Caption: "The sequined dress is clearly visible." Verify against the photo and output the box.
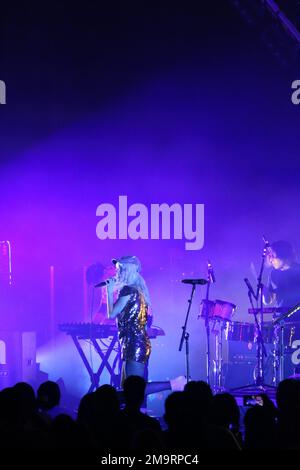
[117,285,151,364]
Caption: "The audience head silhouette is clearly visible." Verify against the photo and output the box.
[37,381,61,410]
[123,375,146,409]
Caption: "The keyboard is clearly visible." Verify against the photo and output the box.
[59,322,165,339]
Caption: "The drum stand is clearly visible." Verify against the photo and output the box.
[271,320,285,385]
[203,263,219,388]
[212,319,227,393]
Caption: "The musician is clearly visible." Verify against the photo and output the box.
[92,264,118,324]
[106,255,151,384]
[106,255,186,393]
[263,240,300,326]
[263,240,300,378]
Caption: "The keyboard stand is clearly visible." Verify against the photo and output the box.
[70,332,122,392]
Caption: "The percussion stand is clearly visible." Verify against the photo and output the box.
[214,318,227,393]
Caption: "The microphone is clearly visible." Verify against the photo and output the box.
[263,235,272,249]
[244,277,257,300]
[263,235,270,246]
[262,235,273,257]
[207,260,216,283]
[94,278,116,288]
[181,279,208,285]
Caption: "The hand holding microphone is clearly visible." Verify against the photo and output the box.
[94,277,117,288]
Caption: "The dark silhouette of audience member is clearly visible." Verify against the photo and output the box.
[0,387,20,447]
[244,395,278,450]
[37,380,65,420]
[184,381,241,450]
[276,378,300,449]
[184,380,213,427]
[76,392,99,448]
[211,393,242,446]
[13,382,37,426]
[92,385,120,449]
[77,392,95,427]
[0,383,49,449]
[163,383,241,450]
[77,386,121,450]
[163,391,191,450]
[1,376,300,450]
[116,376,162,450]
[50,413,89,450]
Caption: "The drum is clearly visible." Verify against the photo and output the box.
[228,322,274,344]
[227,321,255,342]
[199,300,215,320]
[199,299,236,322]
[213,300,236,321]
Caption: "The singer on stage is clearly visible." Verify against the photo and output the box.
[106,255,151,385]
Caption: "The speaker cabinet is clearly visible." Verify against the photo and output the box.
[0,331,36,389]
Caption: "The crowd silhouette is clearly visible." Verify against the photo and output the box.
[0,376,299,451]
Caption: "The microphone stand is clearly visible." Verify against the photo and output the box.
[230,241,276,395]
[179,283,197,383]
[247,286,267,382]
[204,274,212,387]
[254,243,268,386]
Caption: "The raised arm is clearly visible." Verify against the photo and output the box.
[106,279,130,319]
[263,274,277,305]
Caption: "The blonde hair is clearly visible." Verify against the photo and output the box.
[116,262,151,306]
